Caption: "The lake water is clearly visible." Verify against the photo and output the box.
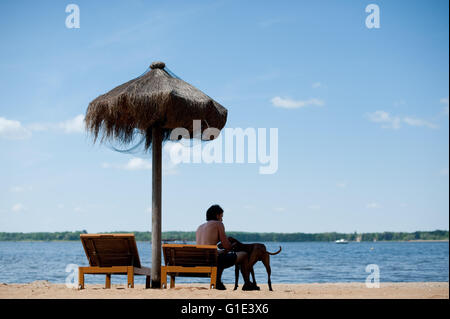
[0,241,448,285]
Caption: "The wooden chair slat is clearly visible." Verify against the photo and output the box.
[78,234,150,289]
[161,244,218,289]
[81,234,141,268]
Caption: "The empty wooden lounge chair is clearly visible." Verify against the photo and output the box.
[161,244,218,289]
[78,234,151,289]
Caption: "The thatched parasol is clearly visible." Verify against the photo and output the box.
[85,61,227,288]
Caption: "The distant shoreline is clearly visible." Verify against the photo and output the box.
[0,230,448,242]
[0,239,448,243]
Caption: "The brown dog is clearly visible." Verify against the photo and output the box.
[228,237,282,291]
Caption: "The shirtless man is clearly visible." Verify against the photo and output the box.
[196,204,254,290]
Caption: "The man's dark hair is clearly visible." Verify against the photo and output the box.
[206,204,224,221]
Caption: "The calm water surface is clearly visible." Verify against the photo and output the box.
[0,241,447,285]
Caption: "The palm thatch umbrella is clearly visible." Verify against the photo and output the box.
[85,61,227,288]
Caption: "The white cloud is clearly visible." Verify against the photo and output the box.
[440,168,449,176]
[102,148,179,175]
[10,186,33,192]
[308,205,321,210]
[29,114,85,134]
[27,123,50,132]
[312,82,322,89]
[124,158,152,170]
[101,162,114,169]
[403,117,438,129]
[57,114,85,133]
[1,114,85,140]
[0,117,32,139]
[367,111,438,129]
[271,96,324,109]
[274,207,286,212]
[336,181,347,188]
[12,203,25,213]
[366,202,380,209]
[102,157,152,170]
[366,111,401,129]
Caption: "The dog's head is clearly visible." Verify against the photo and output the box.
[228,236,245,251]
[217,237,241,250]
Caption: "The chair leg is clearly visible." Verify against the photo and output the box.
[170,275,175,288]
[161,267,167,288]
[105,274,111,289]
[210,267,217,289]
[78,268,84,290]
[127,266,134,288]
[145,275,151,289]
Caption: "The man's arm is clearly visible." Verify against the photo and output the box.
[195,228,200,245]
[217,222,232,251]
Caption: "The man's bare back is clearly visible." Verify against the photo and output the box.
[196,220,231,250]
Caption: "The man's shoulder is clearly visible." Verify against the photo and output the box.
[197,221,222,229]
[197,221,224,232]
[208,220,224,227]
[201,220,223,225]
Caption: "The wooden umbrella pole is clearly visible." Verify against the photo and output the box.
[151,126,162,288]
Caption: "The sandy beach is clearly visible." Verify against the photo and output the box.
[0,281,447,299]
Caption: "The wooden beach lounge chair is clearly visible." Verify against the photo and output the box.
[78,234,151,289]
[161,244,218,289]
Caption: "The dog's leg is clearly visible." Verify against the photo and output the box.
[246,253,260,290]
[234,265,239,290]
[240,253,260,291]
[262,254,273,291]
[251,267,256,285]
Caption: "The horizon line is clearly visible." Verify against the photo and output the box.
[1,229,448,234]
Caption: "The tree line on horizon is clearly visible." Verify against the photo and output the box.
[0,230,448,242]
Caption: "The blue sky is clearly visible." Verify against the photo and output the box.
[0,0,448,233]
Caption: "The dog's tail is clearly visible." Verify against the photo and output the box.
[268,246,282,255]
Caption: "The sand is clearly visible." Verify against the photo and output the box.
[0,281,447,299]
